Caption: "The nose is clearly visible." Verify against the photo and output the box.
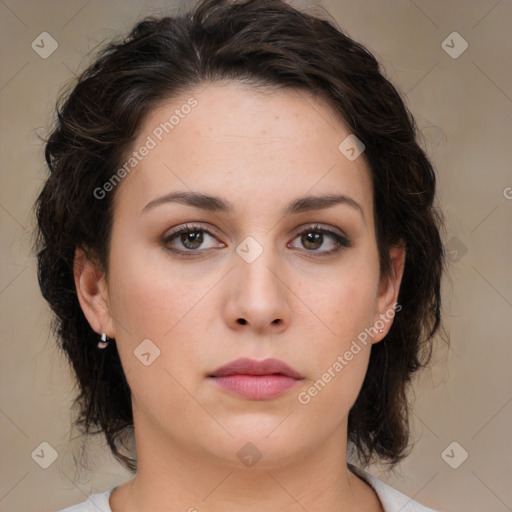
[222,245,292,334]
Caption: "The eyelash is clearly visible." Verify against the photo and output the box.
[163,223,352,257]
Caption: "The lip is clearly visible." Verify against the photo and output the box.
[209,357,303,379]
[208,357,304,400]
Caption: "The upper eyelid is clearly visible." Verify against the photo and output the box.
[290,223,346,238]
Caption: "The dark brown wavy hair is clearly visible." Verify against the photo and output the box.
[34,0,448,473]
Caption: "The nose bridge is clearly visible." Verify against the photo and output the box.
[235,235,282,296]
[230,234,291,327]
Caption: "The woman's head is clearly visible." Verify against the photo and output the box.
[35,0,447,472]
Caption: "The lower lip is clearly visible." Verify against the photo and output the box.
[209,375,301,400]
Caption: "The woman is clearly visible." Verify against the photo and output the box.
[35,0,447,510]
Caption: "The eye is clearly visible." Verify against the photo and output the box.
[163,224,225,254]
[163,223,352,257]
[288,224,352,255]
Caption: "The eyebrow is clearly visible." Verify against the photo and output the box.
[142,191,365,223]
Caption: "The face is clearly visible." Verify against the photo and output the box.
[76,81,404,469]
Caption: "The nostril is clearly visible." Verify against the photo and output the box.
[237,318,247,325]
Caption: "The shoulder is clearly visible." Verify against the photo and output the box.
[349,464,439,512]
[56,488,114,512]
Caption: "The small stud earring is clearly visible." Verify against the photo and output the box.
[379,329,384,333]
[98,332,111,349]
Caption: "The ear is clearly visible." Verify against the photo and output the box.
[371,243,406,344]
[73,247,115,338]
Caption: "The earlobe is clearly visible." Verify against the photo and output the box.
[73,247,115,338]
[372,244,406,343]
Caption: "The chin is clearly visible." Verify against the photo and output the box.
[195,419,313,469]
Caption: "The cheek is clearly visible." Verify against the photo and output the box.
[109,257,170,339]
[106,242,214,384]
[297,274,376,414]
[300,259,379,402]
[106,253,200,415]
[316,258,379,344]
[108,236,198,340]
[331,283,376,339]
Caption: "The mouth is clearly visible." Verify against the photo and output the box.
[208,357,304,400]
[208,357,303,379]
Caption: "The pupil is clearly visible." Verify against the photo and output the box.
[304,232,322,249]
[182,231,203,249]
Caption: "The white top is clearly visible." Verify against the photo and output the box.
[57,466,438,512]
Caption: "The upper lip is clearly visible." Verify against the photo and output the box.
[209,357,303,379]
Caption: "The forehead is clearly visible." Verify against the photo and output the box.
[113,81,373,223]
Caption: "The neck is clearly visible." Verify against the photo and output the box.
[109,414,382,512]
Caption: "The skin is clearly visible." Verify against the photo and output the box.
[75,81,405,512]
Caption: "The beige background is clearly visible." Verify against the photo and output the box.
[1,0,511,511]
